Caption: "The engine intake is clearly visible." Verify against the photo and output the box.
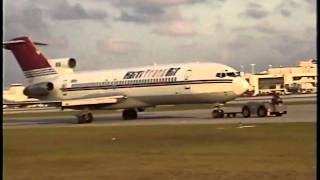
[68,58,76,68]
[23,82,54,98]
[49,58,77,69]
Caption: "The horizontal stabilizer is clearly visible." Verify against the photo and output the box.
[3,40,26,45]
[34,42,48,46]
[3,40,26,49]
[3,40,47,49]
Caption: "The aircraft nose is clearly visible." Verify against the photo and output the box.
[234,77,249,95]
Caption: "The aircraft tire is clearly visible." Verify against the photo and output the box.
[77,113,94,124]
[86,113,94,123]
[122,109,138,120]
[77,115,86,124]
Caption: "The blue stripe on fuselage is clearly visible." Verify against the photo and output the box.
[61,79,233,92]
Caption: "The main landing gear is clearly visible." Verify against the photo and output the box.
[74,108,139,123]
[76,109,94,124]
[122,108,138,120]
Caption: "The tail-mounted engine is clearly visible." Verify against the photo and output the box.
[23,82,54,98]
[49,58,77,74]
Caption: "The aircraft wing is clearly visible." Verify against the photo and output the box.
[3,100,60,106]
[4,94,126,109]
[61,95,126,108]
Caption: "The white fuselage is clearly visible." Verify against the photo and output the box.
[43,62,249,109]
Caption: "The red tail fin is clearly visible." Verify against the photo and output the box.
[3,36,57,78]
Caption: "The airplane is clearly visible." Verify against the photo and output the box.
[3,36,249,123]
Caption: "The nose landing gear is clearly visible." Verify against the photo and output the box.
[211,104,225,118]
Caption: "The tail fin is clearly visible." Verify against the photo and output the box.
[3,36,57,79]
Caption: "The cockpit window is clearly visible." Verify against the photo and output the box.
[217,72,240,78]
[226,72,237,77]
